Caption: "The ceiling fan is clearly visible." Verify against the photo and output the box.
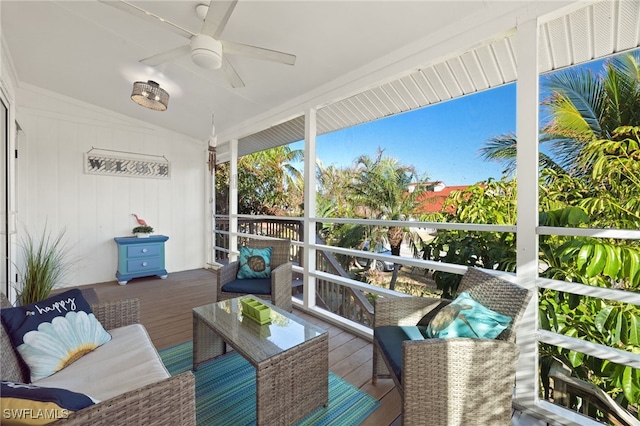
[100,0,296,88]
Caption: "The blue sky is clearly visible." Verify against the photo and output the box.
[313,83,517,185]
[289,54,619,186]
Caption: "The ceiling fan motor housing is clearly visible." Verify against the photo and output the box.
[190,34,223,70]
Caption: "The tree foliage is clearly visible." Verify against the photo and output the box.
[428,51,640,418]
[317,149,430,288]
[216,145,303,215]
[479,51,640,178]
[422,174,640,413]
[539,293,640,411]
[421,178,517,297]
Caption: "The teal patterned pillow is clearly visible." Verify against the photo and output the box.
[237,246,272,279]
[426,292,512,339]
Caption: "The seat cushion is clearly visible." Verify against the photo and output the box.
[374,325,426,384]
[34,324,169,402]
[221,278,272,295]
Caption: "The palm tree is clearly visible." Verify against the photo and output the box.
[216,145,303,215]
[480,132,565,176]
[242,146,304,214]
[316,161,368,269]
[479,50,640,175]
[316,161,359,220]
[350,149,428,289]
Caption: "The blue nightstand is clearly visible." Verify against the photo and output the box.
[114,235,169,285]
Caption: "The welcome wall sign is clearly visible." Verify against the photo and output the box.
[83,151,170,179]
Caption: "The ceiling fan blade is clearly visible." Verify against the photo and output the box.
[201,0,238,39]
[222,40,296,65]
[221,57,245,88]
[99,0,194,39]
[140,45,191,67]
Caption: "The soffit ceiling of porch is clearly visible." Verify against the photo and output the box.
[225,0,639,162]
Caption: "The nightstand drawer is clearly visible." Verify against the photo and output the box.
[127,257,161,272]
[127,245,161,258]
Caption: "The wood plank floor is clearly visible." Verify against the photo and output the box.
[80,268,400,425]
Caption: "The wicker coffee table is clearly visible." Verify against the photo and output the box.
[193,296,328,425]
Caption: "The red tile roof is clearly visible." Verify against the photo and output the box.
[415,185,470,214]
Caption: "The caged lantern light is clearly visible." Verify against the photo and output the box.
[131,80,169,111]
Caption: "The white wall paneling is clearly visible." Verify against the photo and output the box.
[15,84,206,287]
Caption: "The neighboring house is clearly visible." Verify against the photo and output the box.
[413,182,471,215]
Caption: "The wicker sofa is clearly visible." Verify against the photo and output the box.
[1,294,195,425]
[216,236,293,312]
[372,267,532,425]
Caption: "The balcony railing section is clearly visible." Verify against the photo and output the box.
[214,216,374,327]
[214,217,302,266]
[314,236,374,327]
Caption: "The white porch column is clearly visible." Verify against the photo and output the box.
[515,16,540,405]
[229,139,239,262]
[206,145,214,266]
[303,108,317,308]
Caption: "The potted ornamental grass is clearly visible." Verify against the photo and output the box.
[16,226,72,305]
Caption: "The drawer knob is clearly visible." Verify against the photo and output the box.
[142,248,148,253]
[142,262,148,267]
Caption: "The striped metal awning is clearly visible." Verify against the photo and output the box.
[223,0,640,160]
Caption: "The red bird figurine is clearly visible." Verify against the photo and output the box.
[132,214,148,226]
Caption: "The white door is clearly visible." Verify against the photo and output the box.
[1,97,7,296]
[1,93,18,301]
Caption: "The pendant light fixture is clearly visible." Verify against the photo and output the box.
[131,80,169,111]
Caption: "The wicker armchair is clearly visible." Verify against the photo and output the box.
[216,237,293,312]
[1,294,196,425]
[372,267,532,425]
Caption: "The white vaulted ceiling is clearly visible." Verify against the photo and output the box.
[2,1,639,162]
[1,0,505,141]
[228,0,639,161]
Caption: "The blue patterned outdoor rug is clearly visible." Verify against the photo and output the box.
[159,341,379,426]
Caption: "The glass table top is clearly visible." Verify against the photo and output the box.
[193,296,327,363]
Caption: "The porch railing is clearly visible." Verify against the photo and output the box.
[214,217,374,327]
[214,218,303,266]
[314,235,374,326]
